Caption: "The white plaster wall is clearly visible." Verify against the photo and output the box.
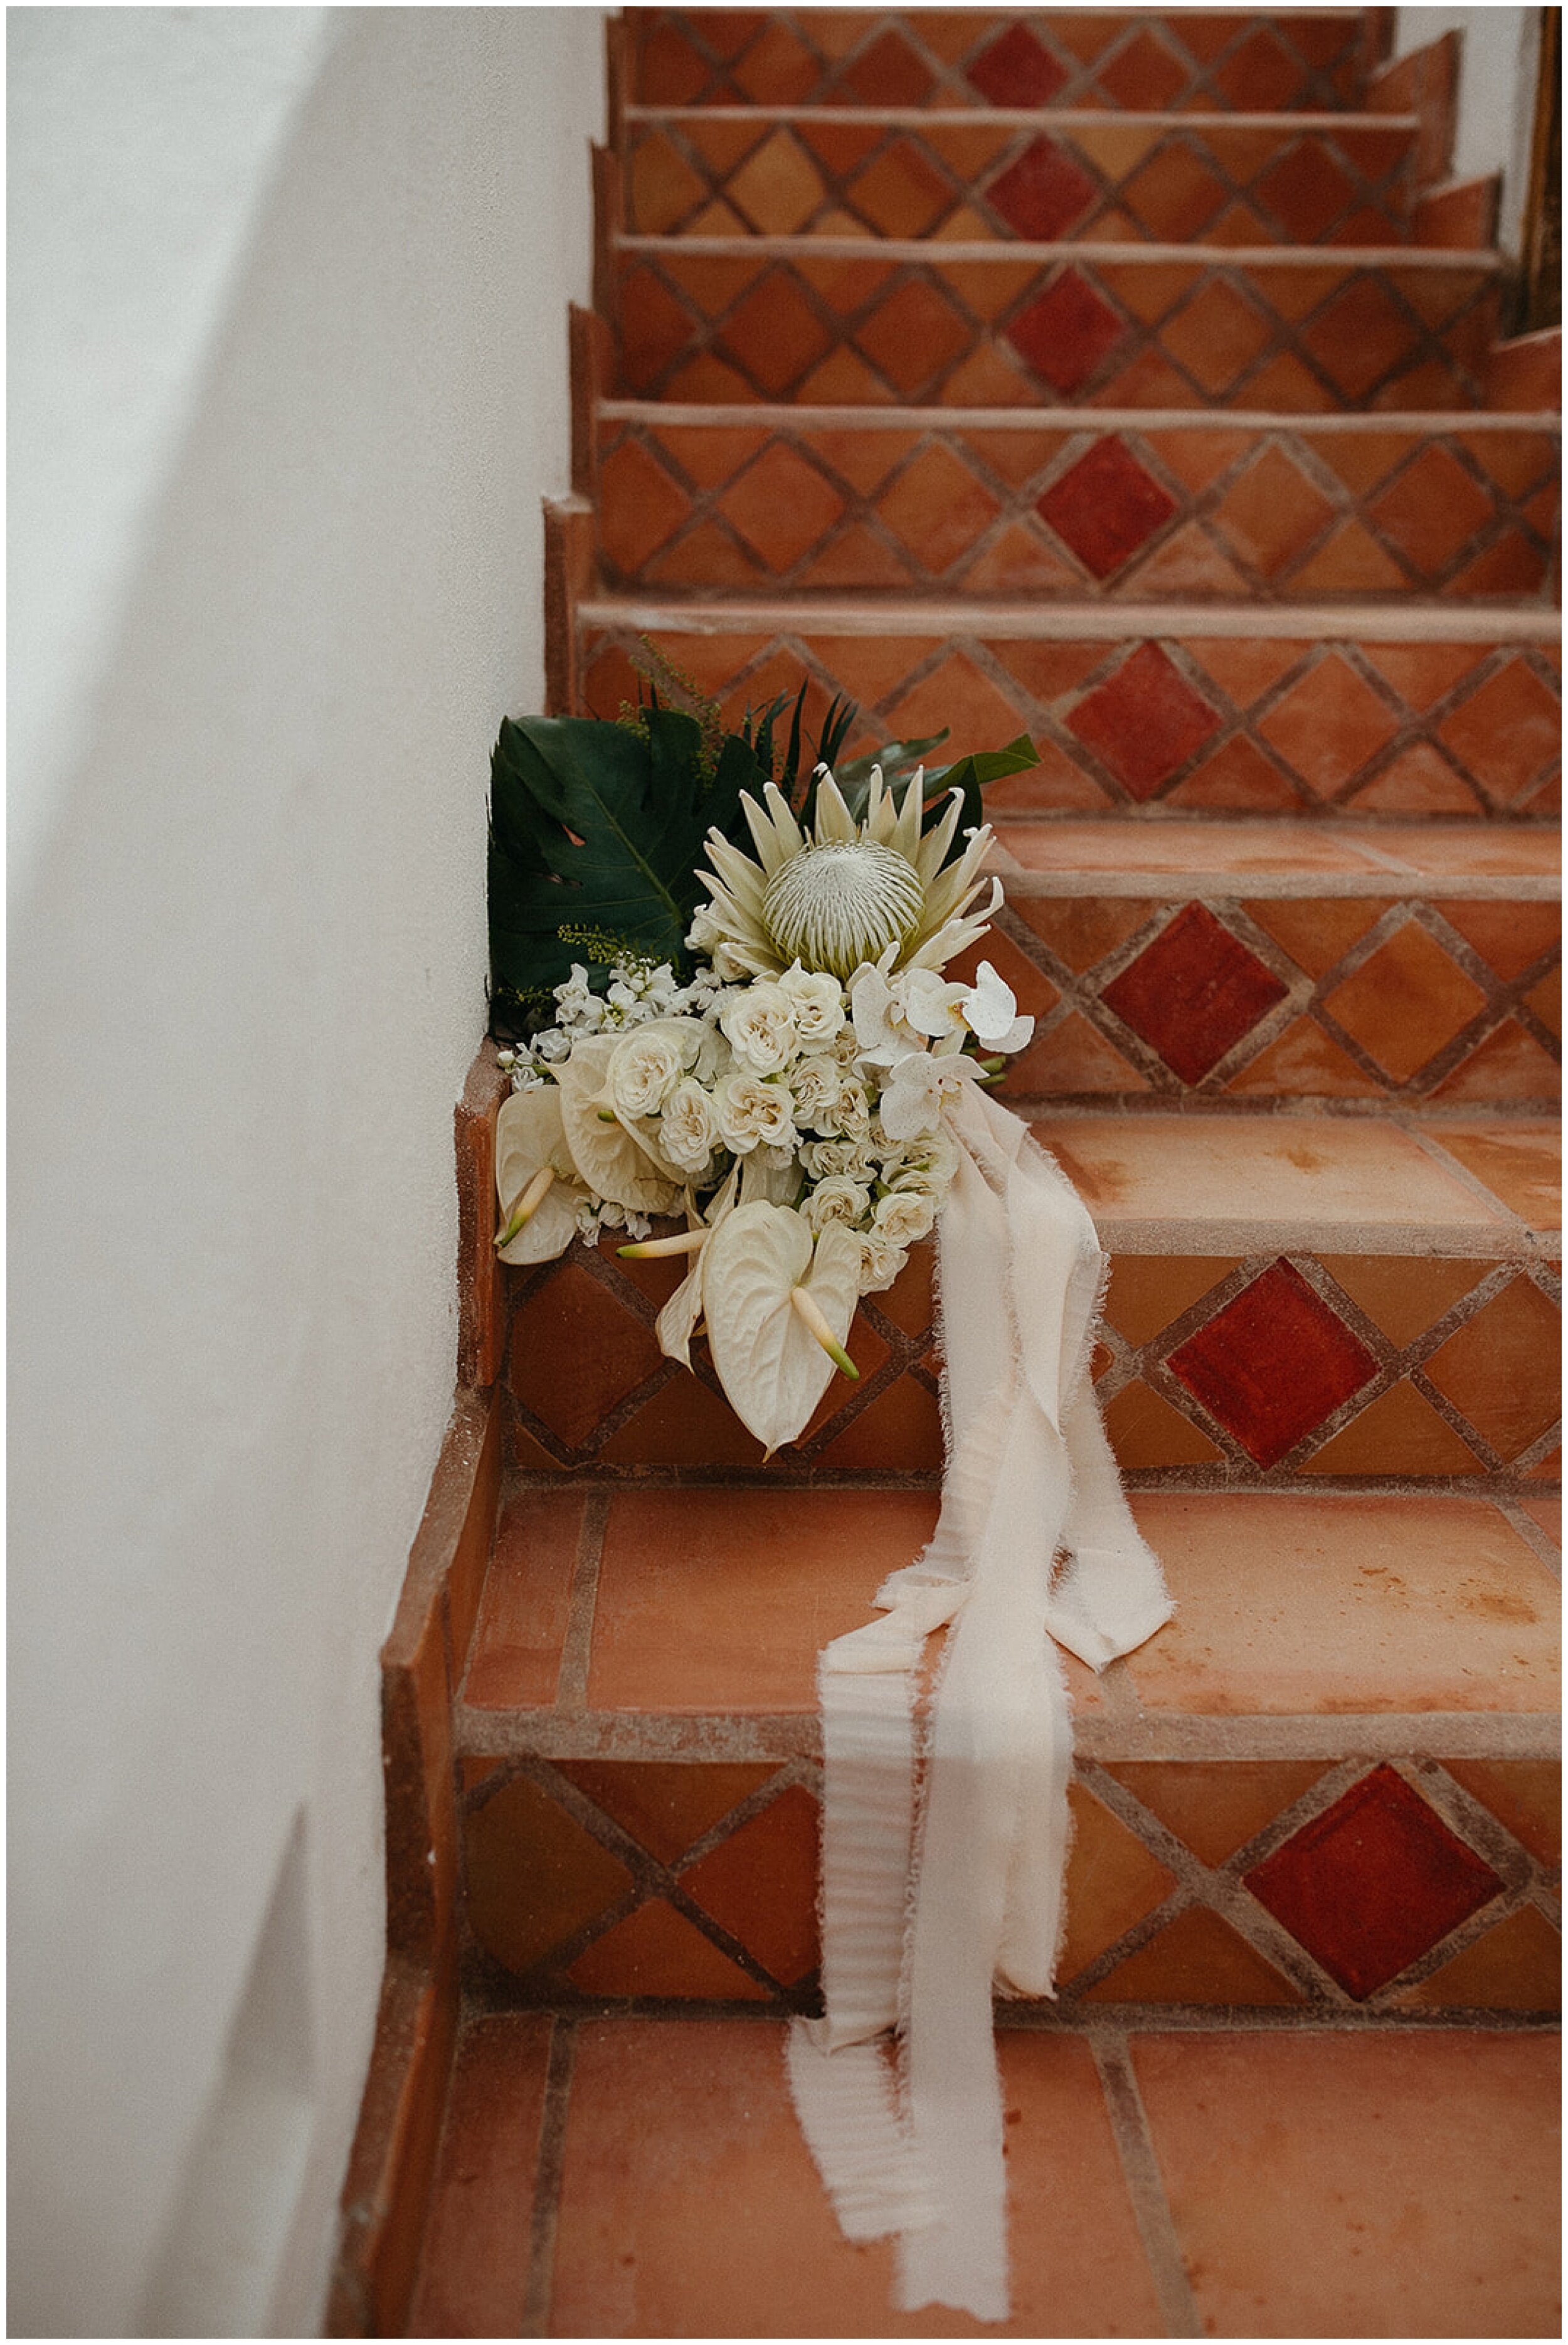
[1395,6,1542,250]
[9,8,604,2334]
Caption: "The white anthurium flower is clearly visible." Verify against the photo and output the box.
[691,769,999,983]
[649,1163,740,1370]
[493,1086,585,1264]
[960,960,1034,1054]
[702,1202,862,1454]
[879,1045,987,1141]
[551,1033,684,1217]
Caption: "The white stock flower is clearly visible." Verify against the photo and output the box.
[961,961,1034,1054]
[720,980,798,1074]
[554,965,606,1032]
[659,1076,722,1176]
[803,1175,871,1233]
[714,1071,796,1154]
[873,1187,936,1247]
[533,1027,571,1063]
[607,1020,701,1120]
[777,962,845,1047]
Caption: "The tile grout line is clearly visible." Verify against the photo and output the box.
[554,1490,611,1712]
[520,2014,577,2339]
[1092,2035,1203,2339]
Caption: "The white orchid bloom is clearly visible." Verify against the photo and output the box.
[901,966,972,1040]
[879,1046,987,1141]
[960,961,1034,1054]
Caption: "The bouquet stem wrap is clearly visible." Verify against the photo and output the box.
[787,1086,1173,2321]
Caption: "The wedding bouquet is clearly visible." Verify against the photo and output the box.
[487,654,1037,1451]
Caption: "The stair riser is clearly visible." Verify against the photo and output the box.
[578,625,1561,818]
[617,246,1500,409]
[503,1231,1559,1485]
[632,11,1379,114]
[596,415,1558,600]
[626,113,1419,245]
[967,891,1560,1107]
[457,1745,1558,2014]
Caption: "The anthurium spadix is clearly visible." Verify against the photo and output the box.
[494,1088,585,1264]
[702,1202,862,1453]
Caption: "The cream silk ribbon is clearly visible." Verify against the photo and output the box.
[787,1085,1173,2322]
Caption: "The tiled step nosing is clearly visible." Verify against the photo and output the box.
[625,105,1425,132]
[600,400,1560,433]
[983,829,1562,901]
[453,1702,1559,1767]
[620,233,1503,270]
[578,593,1564,643]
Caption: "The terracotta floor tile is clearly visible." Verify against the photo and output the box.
[1133,2032,1560,2338]
[1396,1903,1560,2010]
[408,2013,551,2338]
[1058,1779,1175,1980]
[1167,1259,1377,1468]
[1104,1758,1330,1866]
[465,1488,584,1709]
[568,1898,772,2001]
[465,1774,632,1976]
[1084,1906,1303,2004]
[1123,1493,1560,1717]
[1423,1273,1561,1459]
[549,2019,1163,2337]
[556,1760,775,1868]
[679,1782,822,1984]
[1423,1123,1560,1231]
[1029,1113,1515,1243]
[1322,919,1489,1086]
[588,1488,938,1713]
[1442,1756,1561,1863]
[1363,824,1560,877]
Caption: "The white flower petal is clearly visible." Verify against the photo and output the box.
[494,1087,581,1264]
[552,1035,684,1215]
[703,1204,859,1452]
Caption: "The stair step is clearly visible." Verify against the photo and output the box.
[575,605,1560,817]
[596,405,1558,599]
[500,1111,1557,1483]
[625,107,1421,245]
[409,2008,1557,2337]
[617,238,1501,409]
[630,11,1381,116]
[453,1483,1558,2008]
[968,820,1560,1107]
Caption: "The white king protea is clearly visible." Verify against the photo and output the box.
[691,766,1000,984]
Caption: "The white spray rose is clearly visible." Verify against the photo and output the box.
[608,1021,701,1119]
[659,1076,722,1176]
[804,1175,871,1233]
[720,981,798,1074]
[790,1054,847,1134]
[873,1187,936,1247]
[856,1232,909,1294]
[778,963,845,1049]
[714,1072,796,1154]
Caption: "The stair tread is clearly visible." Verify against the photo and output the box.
[408,2012,1559,2341]
[458,1484,1559,1752]
[601,398,1560,425]
[621,232,1499,263]
[627,105,1424,128]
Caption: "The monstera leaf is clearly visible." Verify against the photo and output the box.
[488,707,765,1025]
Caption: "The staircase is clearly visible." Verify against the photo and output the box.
[331,13,1560,2336]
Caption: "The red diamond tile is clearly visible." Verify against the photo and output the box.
[1008,268,1128,397]
[1067,642,1221,800]
[1101,903,1289,1082]
[1167,1260,1377,1468]
[968,23,1067,106]
[986,137,1098,240]
[1246,1765,1502,1999]
[1038,437,1177,578]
